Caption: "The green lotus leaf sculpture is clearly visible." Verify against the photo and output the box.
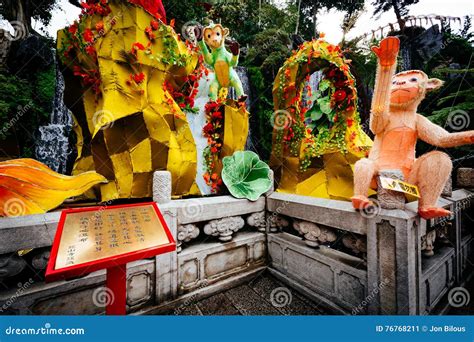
[221,151,272,201]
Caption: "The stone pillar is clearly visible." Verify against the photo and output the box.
[153,171,172,204]
[366,217,419,315]
[265,169,275,197]
[377,169,406,209]
[155,206,178,304]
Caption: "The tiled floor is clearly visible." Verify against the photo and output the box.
[161,271,327,315]
[159,270,474,315]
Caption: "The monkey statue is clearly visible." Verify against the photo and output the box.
[195,23,247,102]
[351,36,474,219]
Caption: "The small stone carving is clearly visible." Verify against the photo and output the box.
[342,234,367,260]
[203,216,245,242]
[268,214,289,233]
[0,253,27,280]
[31,249,50,270]
[246,212,266,232]
[177,224,200,252]
[293,220,337,248]
[421,229,436,257]
[377,170,406,209]
[153,171,172,204]
[435,223,451,245]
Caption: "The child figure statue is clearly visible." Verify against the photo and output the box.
[351,36,474,219]
[195,23,247,102]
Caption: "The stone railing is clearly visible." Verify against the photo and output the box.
[0,168,472,315]
[0,172,268,315]
[266,189,473,315]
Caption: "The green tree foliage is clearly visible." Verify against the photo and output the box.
[1,0,60,29]
[0,66,55,157]
[372,0,420,27]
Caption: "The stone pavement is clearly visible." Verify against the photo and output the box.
[159,271,328,315]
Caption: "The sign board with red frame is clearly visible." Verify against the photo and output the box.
[45,202,175,314]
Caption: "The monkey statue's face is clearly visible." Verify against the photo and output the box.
[203,24,229,50]
[389,70,443,110]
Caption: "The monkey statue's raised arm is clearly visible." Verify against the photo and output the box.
[351,36,474,219]
[195,23,247,102]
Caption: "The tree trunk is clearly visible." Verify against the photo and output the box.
[3,0,30,31]
[313,7,318,38]
[391,0,405,30]
[295,0,302,34]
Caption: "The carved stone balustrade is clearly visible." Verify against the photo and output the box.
[203,216,245,242]
[421,229,436,257]
[293,220,337,248]
[176,224,200,252]
[246,211,266,232]
[342,233,367,261]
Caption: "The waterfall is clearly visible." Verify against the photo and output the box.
[228,66,252,107]
[35,57,73,174]
[185,72,214,195]
[228,66,254,151]
[186,66,254,195]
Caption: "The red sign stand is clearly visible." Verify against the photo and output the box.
[106,264,127,315]
[45,202,175,315]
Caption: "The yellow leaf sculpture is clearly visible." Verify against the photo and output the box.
[0,159,107,217]
[58,2,197,201]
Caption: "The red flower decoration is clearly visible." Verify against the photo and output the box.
[83,28,94,43]
[132,72,145,84]
[68,23,78,35]
[150,20,159,30]
[334,89,346,102]
[131,42,145,55]
[95,21,104,32]
[85,45,96,56]
[145,27,156,41]
[212,111,223,119]
[203,123,214,134]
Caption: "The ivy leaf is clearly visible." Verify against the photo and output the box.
[308,107,323,121]
[317,96,332,114]
[319,79,331,92]
[221,151,272,201]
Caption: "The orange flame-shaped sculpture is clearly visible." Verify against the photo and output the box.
[0,159,107,217]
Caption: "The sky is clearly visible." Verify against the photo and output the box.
[2,0,474,44]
